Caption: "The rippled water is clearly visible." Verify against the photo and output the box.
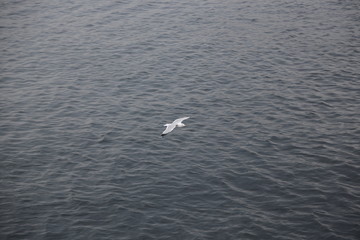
[1,0,359,239]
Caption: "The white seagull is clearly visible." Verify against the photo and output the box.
[161,117,190,136]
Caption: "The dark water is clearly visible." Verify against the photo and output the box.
[1,0,359,239]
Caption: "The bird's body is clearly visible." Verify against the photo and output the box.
[161,117,190,136]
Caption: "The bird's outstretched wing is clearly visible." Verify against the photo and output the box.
[173,117,190,124]
[161,124,176,136]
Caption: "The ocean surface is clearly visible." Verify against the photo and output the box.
[1,0,359,239]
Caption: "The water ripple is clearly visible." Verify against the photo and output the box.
[1,0,360,239]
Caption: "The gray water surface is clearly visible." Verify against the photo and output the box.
[1,0,359,239]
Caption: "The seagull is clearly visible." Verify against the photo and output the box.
[161,117,190,136]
